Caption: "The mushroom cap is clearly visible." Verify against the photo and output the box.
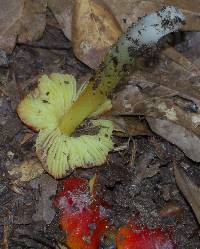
[17,73,77,131]
[17,73,114,178]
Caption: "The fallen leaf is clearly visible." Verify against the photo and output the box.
[111,36,200,161]
[165,0,200,13]
[47,0,200,54]
[105,0,200,32]
[72,0,122,69]
[104,0,160,32]
[47,0,158,44]
[0,0,47,53]
[47,0,74,40]
[31,174,58,224]
[174,163,200,224]
[162,47,192,70]
[147,117,200,162]
[132,152,159,185]
[8,158,44,186]
[111,116,151,137]
[48,0,199,69]
[181,10,200,32]
[17,0,47,44]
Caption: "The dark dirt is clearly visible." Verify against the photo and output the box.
[0,22,199,249]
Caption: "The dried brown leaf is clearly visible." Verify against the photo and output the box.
[8,159,44,186]
[112,116,151,137]
[174,163,200,223]
[147,117,200,162]
[0,0,47,53]
[104,0,160,31]
[31,174,58,224]
[133,152,159,184]
[181,10,200,32]
[162,47,192,70]
[47,0,74,40]
[106,0,200,32]
[47,0,200,54]
[112,36,200,161]
[72,0,122,69]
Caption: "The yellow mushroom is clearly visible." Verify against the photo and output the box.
[17,7,184,178]
[18,73,113,178]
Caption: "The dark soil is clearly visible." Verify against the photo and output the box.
[0,24,199,249]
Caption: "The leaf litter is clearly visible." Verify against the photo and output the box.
[0,1,200,248]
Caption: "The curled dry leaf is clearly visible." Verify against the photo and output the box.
[174,163,200,224]
[8,159,44,186]
[0,0,47,53]
[72,0,122,69]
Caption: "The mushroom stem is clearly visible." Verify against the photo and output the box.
[59,6,185,135]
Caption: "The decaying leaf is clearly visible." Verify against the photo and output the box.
[30,174,58,224]
[181,10,200,32]
[47,0,74,40]
[132,152,160,185]
[174,163,200,224]
[147,117,200,162]
[0,0,23,53]
[104,0,200,32]
[111,32,200,162]
[47,0,199,68]
[104,0,160,32]
[111,116,151,137]
[48,0,200,55]
[8,159,44,186]
[72,0,122,69]
[162,47,192,70]
[0,0,47,53]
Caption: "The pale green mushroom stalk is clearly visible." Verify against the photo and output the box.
[17,6,185,178]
